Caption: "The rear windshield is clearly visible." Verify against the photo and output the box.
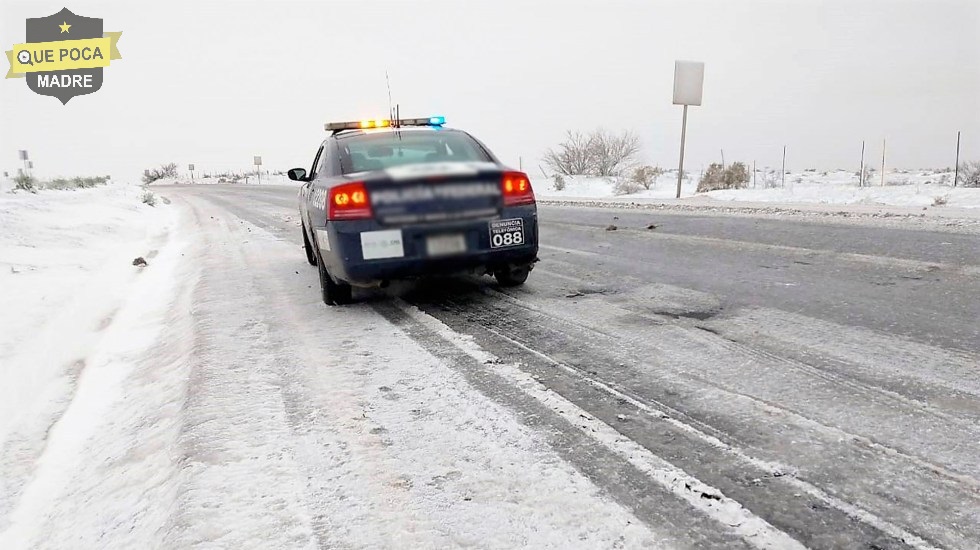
[338,130,491,174]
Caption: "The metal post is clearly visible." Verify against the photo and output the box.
[860,140,865,187]
[781,146,786,188]
[676,104,688,199]
[954,131,960,187]
[753,160,756,188]
[880,138,886,186]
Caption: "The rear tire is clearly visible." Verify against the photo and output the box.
[302,223,317,266]
[494,264,531,287]
[317,252,353,305]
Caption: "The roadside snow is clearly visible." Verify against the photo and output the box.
[533,170,980,209]
[1,182,666,549]
[0,184,185,546]
[146,174,300,186]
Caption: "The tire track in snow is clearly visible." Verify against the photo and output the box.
[399,279,965,549]
[373,301,804,550]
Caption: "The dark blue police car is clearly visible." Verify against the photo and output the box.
[292,116,538,305]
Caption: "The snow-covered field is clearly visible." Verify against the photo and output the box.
[146,174,300,186]
[533,169,980,209]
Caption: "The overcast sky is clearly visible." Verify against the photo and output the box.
[1,0,978,181]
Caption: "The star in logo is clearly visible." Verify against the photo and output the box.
[59,21,71,33]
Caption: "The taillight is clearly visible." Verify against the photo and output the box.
[501,171,535,206]
[328,182,372,220]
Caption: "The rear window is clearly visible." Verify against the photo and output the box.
[338,131,491,174]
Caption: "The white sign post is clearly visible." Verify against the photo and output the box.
[672,61,704,199]
[253,156,262,185]
[18,150,30,177]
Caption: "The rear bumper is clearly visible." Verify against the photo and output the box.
[315,206,538,285]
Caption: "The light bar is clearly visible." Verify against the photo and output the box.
[325,116,446,132]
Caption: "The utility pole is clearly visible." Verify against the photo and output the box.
[781,146,786,188]
[753,160,756,188]
[720,149,725,169]
[859,140,865,187]
[954,131,961,187]
[880,138,886,186]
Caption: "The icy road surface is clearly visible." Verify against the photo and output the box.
[3,183,979,549]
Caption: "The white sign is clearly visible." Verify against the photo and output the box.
[360,229,404,260]
[18,150,29,161]
[253,156,262,166]
[673,61,704,106]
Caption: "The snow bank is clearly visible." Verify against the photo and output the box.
[147,174,300,186]
[0,183,184,545]
[533,170,980,209]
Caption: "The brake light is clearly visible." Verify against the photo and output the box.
[501,171,535,206]
[328,182,372,220]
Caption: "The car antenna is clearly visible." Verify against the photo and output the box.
[385,69,394,126]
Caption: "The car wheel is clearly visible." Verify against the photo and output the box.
[316,251,353,305]
[494,264,531,287]
[302,223,317,266]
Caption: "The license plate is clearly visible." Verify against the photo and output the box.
[426,233,467,256]
[489,218,525,248]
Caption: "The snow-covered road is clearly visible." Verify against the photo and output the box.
[2,184,978,549]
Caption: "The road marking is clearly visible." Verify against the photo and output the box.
[539,243,600,257]
[395,300,808,550]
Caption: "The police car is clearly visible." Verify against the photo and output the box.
[293,116,538,305]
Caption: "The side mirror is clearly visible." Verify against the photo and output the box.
[287,168,308,181]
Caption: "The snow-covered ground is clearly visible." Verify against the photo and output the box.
[146,174,300,186]
[533,169,980,209]
[0,183,662,548]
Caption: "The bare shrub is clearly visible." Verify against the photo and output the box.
[697,162,749,193]
[543,129,640,177]
[141,190,157,206]
[932,195,948,206]
[759,169,780,188]
[142,163,178,184]
[543,131,594,176]
[857,164,874,187]
[591,129,640,177]
[13,173,37,192]
[551,173,566,191]
[631,165,665,190]
[614,177,642,195]
[957,161,980,188]
[725,162,750,188]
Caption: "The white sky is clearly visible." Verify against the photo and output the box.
[1,0,978,181]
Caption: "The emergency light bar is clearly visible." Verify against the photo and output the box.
[325,116,446,132]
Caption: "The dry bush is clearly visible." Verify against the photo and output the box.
[759,169,780,188]
[142,163,178,184]
[551,173,566,191]
[697,162,750,193]
[13,173,37,192]
[543,129,640,177]
[631,165,665,190]
[614,177,643,195]
[957,161,980,188]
